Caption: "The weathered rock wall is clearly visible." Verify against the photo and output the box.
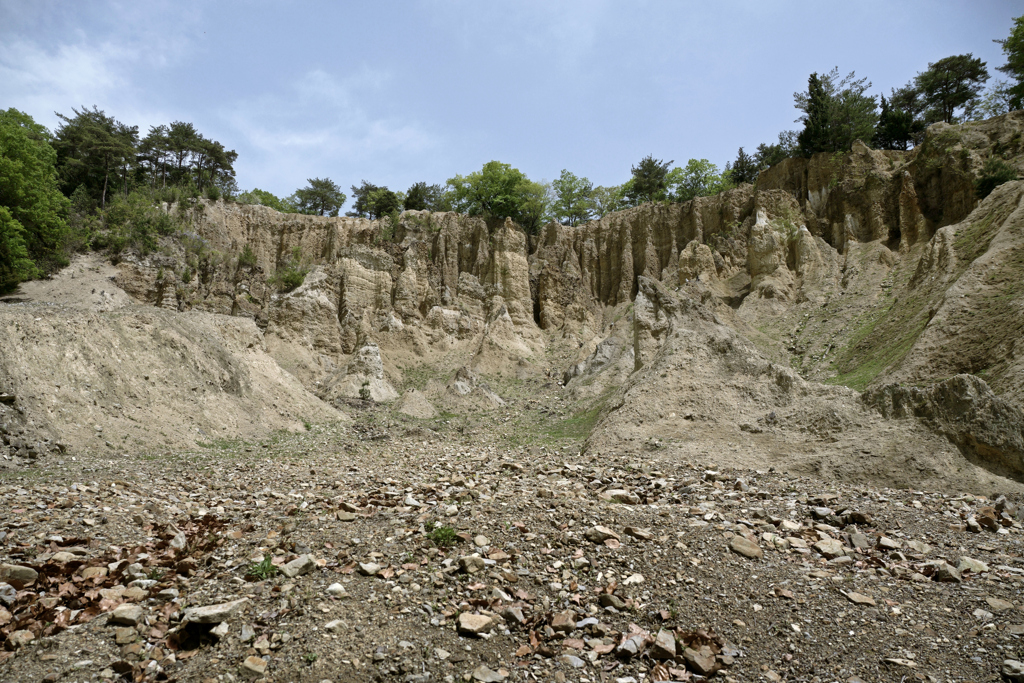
[107,114,1024,416]
[865,375,1024,481]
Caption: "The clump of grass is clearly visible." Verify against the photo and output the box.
[425,522,457,547]
[246,555,278,581]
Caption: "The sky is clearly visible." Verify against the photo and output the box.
[1,1,1019,202]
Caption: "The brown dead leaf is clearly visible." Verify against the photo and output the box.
[650,663,672,682]
[77,607,100,623]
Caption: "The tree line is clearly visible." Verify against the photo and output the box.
[258,18,1023,232]
[2,16,1023,293]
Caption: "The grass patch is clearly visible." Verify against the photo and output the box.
[246,555,278,581]
[197,437,246,451]
[828,264,931,392]
[954,213,998,265]
[829,316,928,391]
[425,523,457,547]
[400,365,442,391]
[543,394,611,441]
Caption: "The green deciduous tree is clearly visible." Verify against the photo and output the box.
[0,108,72,290]
[551,169,594,226]
[590,185,626,218]
[969,81,1015,120]
[914,54,989,124]
[365,187,402,219]
[446,161,550,232]
[347,180,380,217]
[237,188,298,213]
[0,207,35,292]
[996,15,1024,110]
[625,155,673,205]
[669,159,735,202]
[517,180,553,234]
[795,68,878,156]
[292,177,346,216]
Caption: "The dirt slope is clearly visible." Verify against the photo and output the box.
[0,256,342,460]
[575,277,1024,496]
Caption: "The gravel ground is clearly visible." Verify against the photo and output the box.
[2,390,1024,683]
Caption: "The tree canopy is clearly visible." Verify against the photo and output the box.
[53,109,237,209]
[365,187,402,219]
[996,15,1024,110]
[446,161,551,233]
[873,94,924,150]
[753,131,798,171]
[795,68,878,156]
[237,188,298,213]
[669,159,734,202]
[292,177,346,216]
[914,54,989,124]
[625,155,673,204]
[727,147,758,185]
[590,185,627,219]
[0,108,71,291]
[347,181,380,218]
[53,107,137,208]
[403,182,444,212]
[551,169,594,226]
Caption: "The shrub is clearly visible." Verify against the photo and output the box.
[269,246,308,292]
[274,265,308,291]
[238,244,257,268]
[205,185,221,201]
[976,157,1018,199]
[99,190,180,255]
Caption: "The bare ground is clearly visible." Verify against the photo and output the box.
[2,388,1024,683]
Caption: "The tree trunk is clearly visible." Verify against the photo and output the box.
[101,157,110,209]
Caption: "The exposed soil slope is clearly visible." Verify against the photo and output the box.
[0,256,342,460]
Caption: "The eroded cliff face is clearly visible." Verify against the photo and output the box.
[108,114,1024,411]
[47,112,1015,483]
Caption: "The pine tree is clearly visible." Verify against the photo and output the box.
[728,147,758,184]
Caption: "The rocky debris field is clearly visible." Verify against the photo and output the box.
[2,398,1024,683]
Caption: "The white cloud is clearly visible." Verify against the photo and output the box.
[0,38,132,126]
[222,67,439,193]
